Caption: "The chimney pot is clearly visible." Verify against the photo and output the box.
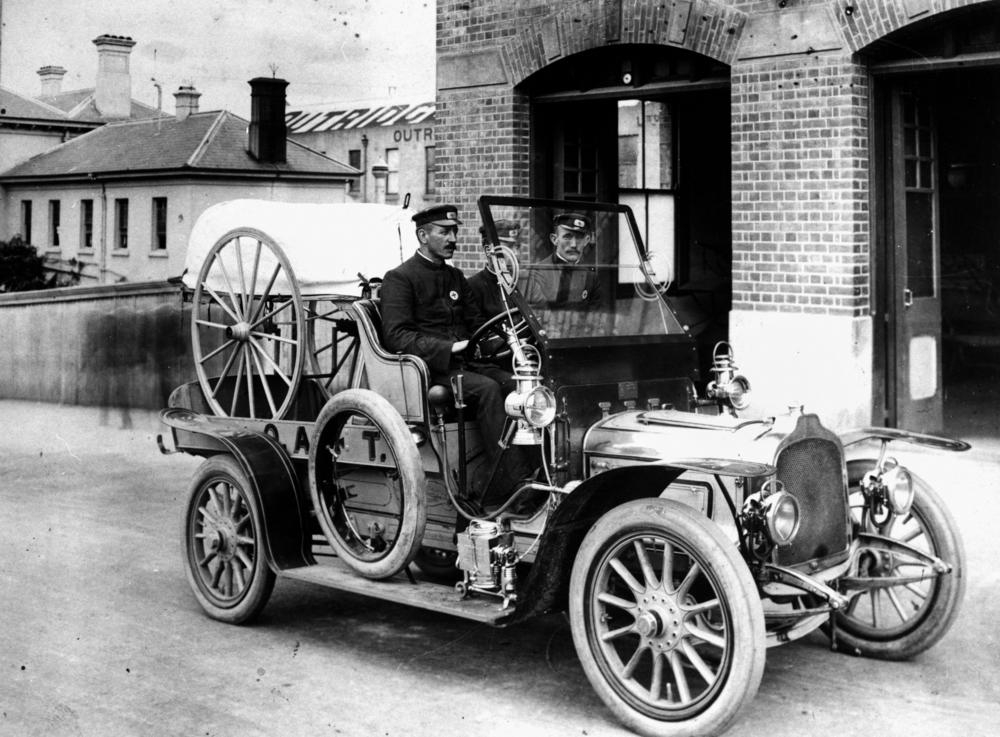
[248,77,288,164]
[173,85,201,121]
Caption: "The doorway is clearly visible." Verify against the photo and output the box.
[875,66,1000,435]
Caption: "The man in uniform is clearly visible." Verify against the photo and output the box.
[380,205,515,488]
[468,219,523,317]
[523,212,602,308]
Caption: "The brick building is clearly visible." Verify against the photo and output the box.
[433,0,1000,432]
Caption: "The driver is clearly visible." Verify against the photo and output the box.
[524,212,601,308]
[380,204,517,493]
[469,219,522,317]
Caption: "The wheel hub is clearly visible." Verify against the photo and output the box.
[636,591,685,651]
[208,519,238,561]
[226,322,252,342]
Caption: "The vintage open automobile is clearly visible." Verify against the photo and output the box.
[161,196,968,737]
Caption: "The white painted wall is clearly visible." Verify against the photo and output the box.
[729,309,874,431]
[2,178,350,284]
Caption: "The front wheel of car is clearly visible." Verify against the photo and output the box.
[569,499,766,737]
[828,459,966,660]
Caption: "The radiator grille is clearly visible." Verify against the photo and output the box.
[775,437,851,567]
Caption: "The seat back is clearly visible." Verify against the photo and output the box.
[350,299,430,423]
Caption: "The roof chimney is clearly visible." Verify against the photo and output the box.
[37,66,67,97]
[92,34,136,120]
[173,85,201,121]
[248,77,288,164]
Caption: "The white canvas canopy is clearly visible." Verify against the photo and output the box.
[183,200,420,296]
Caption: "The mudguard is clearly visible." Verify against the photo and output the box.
[839,426,971,452]
[504,457,776,625]
[162,408,313,571]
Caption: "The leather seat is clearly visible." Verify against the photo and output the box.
[351,298,453,419]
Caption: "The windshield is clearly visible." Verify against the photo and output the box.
[476,196,686,343]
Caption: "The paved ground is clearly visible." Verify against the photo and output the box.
[1,398,998,737]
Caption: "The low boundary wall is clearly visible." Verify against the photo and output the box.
[0,282,193,411]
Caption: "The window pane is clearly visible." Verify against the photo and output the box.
[906,191,934,298]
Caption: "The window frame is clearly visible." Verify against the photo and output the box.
[151,197,168,252]
[48,199,61,250]
[80,199,94,251]
[385,147,400,196]
[21,200,33,245]
[114,198,129,251]
[425,145,436,195]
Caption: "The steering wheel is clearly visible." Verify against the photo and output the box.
[465,308,533,364]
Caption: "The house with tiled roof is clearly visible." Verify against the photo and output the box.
[0,78,359,284]
[0,36,166,172]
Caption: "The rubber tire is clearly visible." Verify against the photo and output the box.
[569,499,766,737]
[829,459,966,660]
[308,389,427,580]
[413,547,461,582]
[182,456,276,624]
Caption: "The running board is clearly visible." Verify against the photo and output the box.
[279,559,511,625]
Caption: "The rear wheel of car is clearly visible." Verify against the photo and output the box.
[569,499,766,737]
[183,455,276,624]
[309,389,427,580]
[828,459,966,660]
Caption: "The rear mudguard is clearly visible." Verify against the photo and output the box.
[503,457,775,625]
[162,408,313,571]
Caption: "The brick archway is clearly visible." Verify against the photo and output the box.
[833,0,997,52]
[499,0,746,85]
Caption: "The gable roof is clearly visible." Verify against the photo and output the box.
[0,110,360,182]
[38,88,164,122]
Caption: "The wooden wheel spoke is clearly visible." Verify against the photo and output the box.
[247,240,262,299]
[229,346,247,416]
[885,587,909,622]
[234,238,250,315]
[248,265,282,325]
[675,561,701,599]
[211,343,243,400]
[213,257,246,320]
[232,562,247,593]
[684,598,720,617]
[634,540,659,589]
[661,540,674,589]
[667,651,692,703]
[244,347,257,418]
[598,591,637,612]
[685,623,726,650]
[199,338,237,366]
[203,282,242,324]
[250,298,295,331]
[680,639,717,685]
[600,623,637,643]
[620,643,646,679]
[649,651,664,701]
[252,330,298,346]
[195,318,232,331]
[248,339,292,386]
[610,558,646,595]
[249,345,279,416]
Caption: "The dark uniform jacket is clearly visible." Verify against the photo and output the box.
[381,253,486,376]
[468,267,505,318]
[523,254,602,308]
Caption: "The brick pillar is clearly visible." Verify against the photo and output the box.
[435,88,531,271]
[729,53,873,428]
